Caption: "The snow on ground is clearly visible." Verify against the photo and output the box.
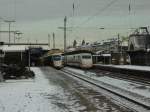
[95,64,150,71]
[95,76,150,98]
[0,67,67,112]
[65,67,150,99]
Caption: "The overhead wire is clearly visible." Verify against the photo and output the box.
[70,0,119,42]
[74,0,119,28]
[61,0,123,46]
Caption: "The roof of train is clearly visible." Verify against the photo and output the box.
[51,53,63,55]
[47,49,63,55]
[42,49,63,58]
[64,50,93,55]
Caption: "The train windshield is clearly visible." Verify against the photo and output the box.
[82,55,91,59]
[53,55,61,61]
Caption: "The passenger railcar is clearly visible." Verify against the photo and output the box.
[42,53,64,69]
[51,53,64,69]
[65,50,93,68]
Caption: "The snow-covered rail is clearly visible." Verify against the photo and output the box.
[90,68,150,86]
[62,68,150,112]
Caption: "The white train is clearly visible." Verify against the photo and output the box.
[42,53,64,69]
[65,50,93,68]
[51,53,64,69]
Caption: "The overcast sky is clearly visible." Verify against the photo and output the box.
[0,0,150,48]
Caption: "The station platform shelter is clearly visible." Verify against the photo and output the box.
[0,43,50,66]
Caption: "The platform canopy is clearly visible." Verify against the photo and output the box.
[0,45,50,52]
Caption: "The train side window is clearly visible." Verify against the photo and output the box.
[78,56,80,60]
[75,56,77,60]
[82,55,91,59]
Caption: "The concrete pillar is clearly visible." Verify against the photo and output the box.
[0,72,4,82]
[21,52,23,61]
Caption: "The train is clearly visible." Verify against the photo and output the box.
[64,50,93,69]
[41,50,93,69]
[42,52,64,69]
[128,27,150,65]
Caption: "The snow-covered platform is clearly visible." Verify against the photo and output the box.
[0,67,131,112]
[94,64,150,76]
[0,67,76,112]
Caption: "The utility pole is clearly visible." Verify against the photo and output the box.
[0,21,1,42]
[117,33,120,53]
[53,32,55,49]
[0,17,4,42]
[64,16,67,52]
[48,34,50,48]
[14,32,16,43]
[4,20,15,45]
[57,16,67,52]
[28,49,30,71]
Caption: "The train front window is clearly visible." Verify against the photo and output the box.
[82,55,91,59]
[53,55,61,61]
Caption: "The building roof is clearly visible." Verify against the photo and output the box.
[0,45,50,52]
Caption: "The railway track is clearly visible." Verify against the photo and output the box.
[66,66,150,86]
[61,68,150,112]
[90,69,150,86]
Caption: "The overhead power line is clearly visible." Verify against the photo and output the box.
[68,0,119,41]
[75,0,119,27]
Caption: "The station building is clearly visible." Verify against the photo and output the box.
[0,42,50,66]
